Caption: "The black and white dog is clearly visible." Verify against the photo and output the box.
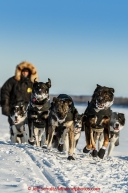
[10,101,29,143]
[27,78,51,147]
[98,112,125,156]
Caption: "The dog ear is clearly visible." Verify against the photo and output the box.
[96,84,101,88]
[75,113,84,121]
[81,113,84,118]
[68,100,72,106]
[46,78,51,88]
[33,78,38,87]
[118,113,125,125]
[53,97,59,103]
[109,88,115,93]
[34,78,38,83]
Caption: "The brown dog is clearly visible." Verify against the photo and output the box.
[47,95,78,160]
[59,113,83,156]
[83,84,114,159]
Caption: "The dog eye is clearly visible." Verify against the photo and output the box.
[118,118,121,121]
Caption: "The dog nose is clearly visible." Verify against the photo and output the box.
[15,116,17,119]
[115,123,119,127]
[98,96,103,102]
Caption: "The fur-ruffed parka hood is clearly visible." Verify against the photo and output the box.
[14,61,39,83]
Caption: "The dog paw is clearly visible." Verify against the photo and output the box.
[83,146,90,153]
[91,149,98,157]
[67,156,75,160]
[28,139,35,146]
[115,138,119,146]
[58,144,63,152]
[98,148,106,159]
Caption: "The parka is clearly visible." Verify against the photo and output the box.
[1,61,39,116]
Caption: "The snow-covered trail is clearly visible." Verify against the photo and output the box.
[0,104,128,193]
[0,141,128,193]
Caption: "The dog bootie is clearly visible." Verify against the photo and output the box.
[58,144,63,152]
[98,148,106,159]
[91,149,98,157]
[28,139,36,146]
[67,155,75,160]
[83,146,90,153]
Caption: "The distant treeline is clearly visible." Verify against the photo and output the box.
[50,94,128,106]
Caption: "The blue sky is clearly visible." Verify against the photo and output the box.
[0,0,128,97]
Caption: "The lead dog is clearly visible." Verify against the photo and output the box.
[27,78,51,147]
[47,94,78,160]
[83,84,115,159]
[98,112,125,157]
[10,101,29,143]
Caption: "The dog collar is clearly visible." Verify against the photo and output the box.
[55,114,67,124]
[74,127,81,134]
[51,111,67,124]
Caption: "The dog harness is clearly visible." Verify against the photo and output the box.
[49,107,75,139]
[84,101,112,129]
[28,98,51,128]
[49,109,74,123]
[48,110,67,138]
[109,130,119,138]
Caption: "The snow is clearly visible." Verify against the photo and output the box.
[0,105,128,193]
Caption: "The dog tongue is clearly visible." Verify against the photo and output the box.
[33,98,36,102]
[114,127,119,130]
[98,103,103,107]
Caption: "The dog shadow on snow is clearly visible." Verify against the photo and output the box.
[0,139,43,153]
[116,156,128,161]
[1,140,128,164]
[0,140,8,145]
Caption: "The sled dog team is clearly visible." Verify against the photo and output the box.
[9,79,125,160]
[1,62,125,160]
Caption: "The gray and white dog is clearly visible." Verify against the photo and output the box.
[98,112,125,156]
[10,102,29,143]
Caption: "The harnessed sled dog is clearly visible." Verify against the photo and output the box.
[27,78,51,147]
[98,112,125,157]
[47,94,79,160]
[83,84,115,159]
[9,101,29,143]
[59,113,83,156]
